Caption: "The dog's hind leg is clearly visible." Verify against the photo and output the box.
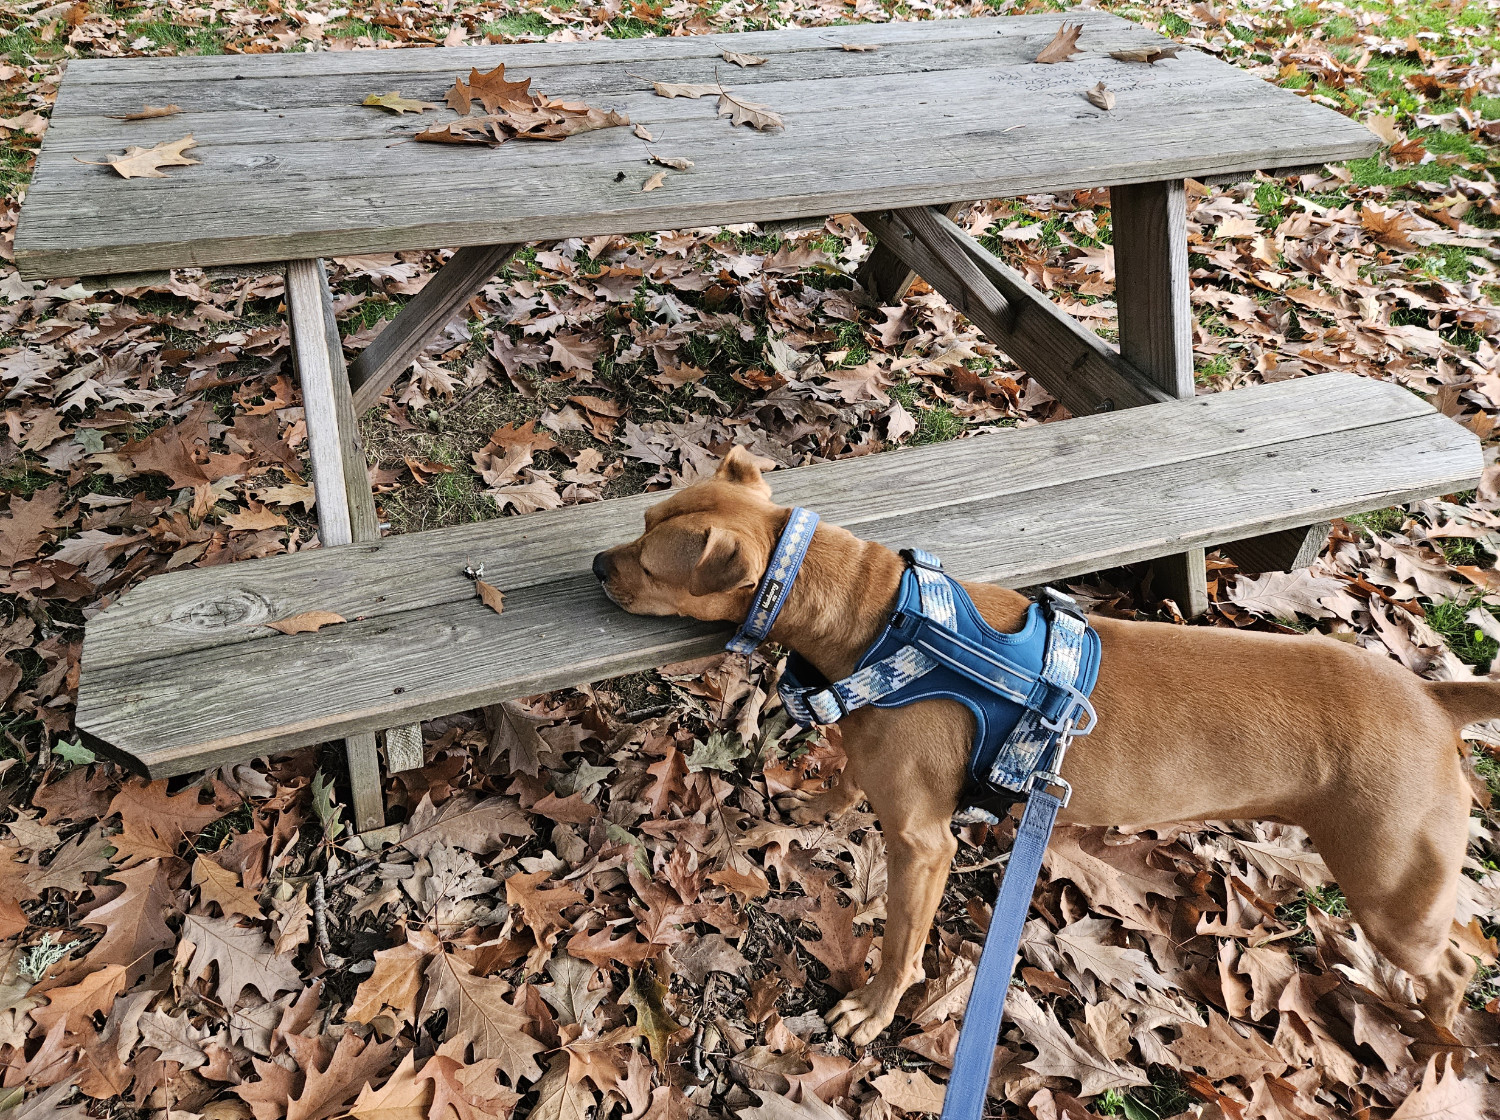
[1302,750,1475,1028]
[827,708,964,1046]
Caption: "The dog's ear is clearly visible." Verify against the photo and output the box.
[689,527,754,596]
[715,446,771,497]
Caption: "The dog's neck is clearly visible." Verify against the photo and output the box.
[762,524,906,682]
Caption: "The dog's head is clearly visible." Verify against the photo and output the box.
[592,446,783,621]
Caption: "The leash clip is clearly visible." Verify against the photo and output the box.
[1039,687,1096,737]
[1026,718,1076,807]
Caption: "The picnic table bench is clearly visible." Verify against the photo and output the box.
[15,13,1479,831]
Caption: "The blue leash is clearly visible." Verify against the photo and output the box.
[940,783,1066,1120]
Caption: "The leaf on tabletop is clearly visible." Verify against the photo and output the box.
[722,50,767,66]
[643,171,667,193]
[1035,23,1084,64]
[718,91,783,130]
[476,579,505,614]
[450,64,534,115]
[837,43,879,51]
[79,135,199,178]
[267,610,347,635]
[649,154,694,169]
[363,91,439,114]
[645,80,721,99]
[106,103,182,120]
[1085,82,1115,109]
[1109,45,1181,63]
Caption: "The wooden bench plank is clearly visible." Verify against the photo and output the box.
[77,374,1446,672]
[74,378,1479,777]
[15,13,1378,279]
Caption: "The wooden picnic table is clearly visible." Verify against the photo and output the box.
[15,12,1397,829]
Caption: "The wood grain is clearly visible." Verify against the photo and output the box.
[15,13,1378,279]
[74,378,1480,777]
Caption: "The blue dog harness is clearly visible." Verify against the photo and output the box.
[726,508,1102,1120]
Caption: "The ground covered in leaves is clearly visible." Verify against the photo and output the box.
[7,0,1500,1117]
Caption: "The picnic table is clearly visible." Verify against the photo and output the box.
[16,12,1477,832]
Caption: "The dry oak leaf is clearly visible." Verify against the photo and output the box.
[718,91,783,130]
[796,885,873,994]
[643,172,667,193]
[529,1052,595,1120]
[1053,917,1173,999]
[1227,570,1344,621]
[0,484,75,568]
[1085,82,1115,110]
[627,967,682,1071]
[193,853,265,921]
[23,826,113,894]
[420,937,546,1084]
[349,1051,434,1120]
[566,925,658,969]
[1035,23,1084,64]
[476,579,505,615]
[649,154,694,170]
[268,610,347,635]
[106,102,182,120]
[1006,988,1148,1097]
[1167,1009,1286,1082]
[837,43,879,51]
[449,64,534,115]
[288,1029,402,1120]
[722,50,767,66]
[1108,45,1181,64]
[645,80,722,99]
[364,91,440,114]
[738,1089,853,1120]
[1392,1054,1484,1119]
[181,911,303,1008]
[80,858,177,986]
[30,963,128,1036]
[348,939,428,1028]
[109,778,231,864]
[81,135,199,178]
[401,792,534,858]
[506,870,586,945]
[417,1035,522,1120]
[871,1069,946,1115]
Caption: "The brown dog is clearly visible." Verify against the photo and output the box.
[594,447,1488,1045]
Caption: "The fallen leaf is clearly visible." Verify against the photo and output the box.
[1109,45,1182,63]
[627,968,681,1070]
[80,135,199,178]
[718,91,783,130]
[1085,82,1115,110]
[722,50,767,66]
[649,154,694,170]
[106,103,182,120]
[362,91,439,114]
[645,80,721,99]
[476,579,505,614]
[633,124,656,140]
[643,171,667,192]
[836,43,879,51]
[267,610,347,635]
[871,1069,945,1115]
[1035,23,1084,64]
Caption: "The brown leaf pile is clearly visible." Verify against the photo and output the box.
[414,64,629,146]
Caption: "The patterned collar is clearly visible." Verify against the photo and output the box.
[725,507,820,655]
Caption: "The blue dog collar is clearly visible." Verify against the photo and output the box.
[725,507,820,655]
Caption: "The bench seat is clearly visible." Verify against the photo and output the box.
[75,375,1479,779]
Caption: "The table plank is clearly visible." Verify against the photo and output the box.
[16,13,1378,278]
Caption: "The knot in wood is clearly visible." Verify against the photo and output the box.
[158,589,275,632]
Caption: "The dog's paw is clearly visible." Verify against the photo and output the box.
[826,983,898,1048]
[776,789,838,826]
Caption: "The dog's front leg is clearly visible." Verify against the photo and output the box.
[827,712,962,1046]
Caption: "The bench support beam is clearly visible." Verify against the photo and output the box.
[857,202,967,304]
[1222,523,1332,574]
[1110,180,1209,616]
[348,242,521,414]
[858,208,1167,421]
[288,257,412,833]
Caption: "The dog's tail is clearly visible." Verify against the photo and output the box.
[1427,679,1500,731]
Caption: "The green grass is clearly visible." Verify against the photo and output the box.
[888,382,965,445]
[481,13,554,37]
[1426,597,1500,671]
[1347,507,1407,536]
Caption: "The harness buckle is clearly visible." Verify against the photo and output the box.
[1040,586,1086,625]
[900,548,944,573]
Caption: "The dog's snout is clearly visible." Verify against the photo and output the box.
[592,552,611,582]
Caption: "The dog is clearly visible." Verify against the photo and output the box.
[593,446,1486,1046]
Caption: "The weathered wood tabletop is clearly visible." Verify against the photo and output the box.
[16,12,1377,279]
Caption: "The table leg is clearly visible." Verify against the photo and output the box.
[287,257,413,833]
[856,202,967,304]
[1110,180,1209,616]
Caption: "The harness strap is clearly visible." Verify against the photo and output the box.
[939,787,1064,1120]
